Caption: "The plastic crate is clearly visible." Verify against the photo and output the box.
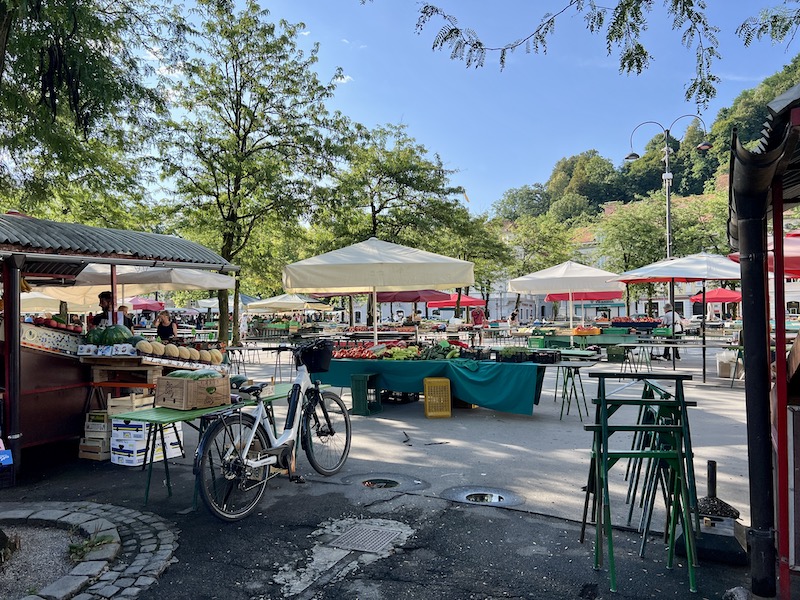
[527,336,546,349]
[606,345,626,363]
[423,377,451,418]
[603,327,629,335]
[350,373,382,416]
[652,327,673,336]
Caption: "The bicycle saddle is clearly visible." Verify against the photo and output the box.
[239,382,270,396]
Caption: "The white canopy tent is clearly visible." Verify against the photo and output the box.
[508,261,624,330]
[247,293,331,313]
[282,237,474,341]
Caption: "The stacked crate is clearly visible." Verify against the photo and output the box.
[80,411,112,461]
[110,418,183,467]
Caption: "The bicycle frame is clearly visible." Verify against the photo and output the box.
[224,363,312,471]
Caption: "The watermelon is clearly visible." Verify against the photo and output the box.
[127,335,147,346]
[189,369,223,380]
[101,325,133,345]
[84,328,105,345]
[167,369,195,378]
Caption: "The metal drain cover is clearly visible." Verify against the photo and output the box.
[329,525,403,553]
[440,486,524,507]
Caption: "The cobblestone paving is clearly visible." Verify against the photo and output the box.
[0,501,178,600]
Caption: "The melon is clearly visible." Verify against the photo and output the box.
[187,347,201,361]
[178,346,191,360]
[198,349,212,363]
[164,343,180,358]
[135,340,153,354]
[150,341,165,356]
[209,349,223,365]
[127,335,147,346]
[84,328,105,345]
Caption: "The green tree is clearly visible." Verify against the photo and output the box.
[314,123,464,246]
[509,213,576,277]
[0,0,175,208]
[547,192,592,224]
[159,0,345,344]
[492,184,550,221]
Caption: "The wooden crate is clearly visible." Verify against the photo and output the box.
[107,393,155,416]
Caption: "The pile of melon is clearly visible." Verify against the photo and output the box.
[133,339,223,364]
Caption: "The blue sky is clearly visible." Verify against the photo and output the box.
[267,1,799,215]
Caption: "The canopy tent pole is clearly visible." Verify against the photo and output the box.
[569,290,574,346]
[701,287,707,382]
[373,288,378,343]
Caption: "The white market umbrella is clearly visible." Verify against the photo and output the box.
[508,260,624,330]
[247,293,331,312]
[283,237,474,341]
[613,253,742,284]
[36,266,236,307]
[613,253,742,382]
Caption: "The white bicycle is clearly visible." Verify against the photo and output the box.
[194,339,351,521]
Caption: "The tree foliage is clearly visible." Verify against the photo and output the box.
[158,0,346,342]
[0,0,176,210]
[492,184,550,221]
[313,123,464,246]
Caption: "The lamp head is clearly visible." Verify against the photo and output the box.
[624,151,640,161]
[696,139,713,152]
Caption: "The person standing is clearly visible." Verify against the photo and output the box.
[117,305,134,329]
[155,310,178,342]
[471,306,486,344]
[660,303,682,360]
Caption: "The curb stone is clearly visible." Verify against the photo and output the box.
[0,502,179,600]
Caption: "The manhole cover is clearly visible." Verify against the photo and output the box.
[440,486,523,507]
[363,478,399,488]
[342,473,430,492]
[329,525,403,553]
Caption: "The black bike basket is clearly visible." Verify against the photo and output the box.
[296,340,334,372]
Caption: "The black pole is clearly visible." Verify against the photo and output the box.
[738,215,776,597]
[5,254,24,475]
[702,287,707,383]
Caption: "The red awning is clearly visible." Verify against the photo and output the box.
[543,290,623,302]
[427,293,486,308]
[689,288,742,303]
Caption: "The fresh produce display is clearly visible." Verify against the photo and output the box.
[164,343,180,358]
[573,326,601,335]
[150,341,166,356]
[209,349,223,364]
[199,349,212,363]
[611,316,660,323]
[333,346,379,359]
[178,346,191,360]
[188,347,201,361]
[34,316,82,333]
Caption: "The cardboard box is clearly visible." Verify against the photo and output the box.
[111,419,183,441]
[79,437,111,461]
[110,437,182,466]
[84,411,111,433]
[154,374,230,411]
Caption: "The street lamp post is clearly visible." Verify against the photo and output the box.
[624,115,713,260]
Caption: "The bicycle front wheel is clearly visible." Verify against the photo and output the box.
[303,390,351,476]
[198,412,270,521]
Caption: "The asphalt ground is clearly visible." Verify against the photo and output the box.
[3,345,780,599]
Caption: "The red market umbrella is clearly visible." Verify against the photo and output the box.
[376,289,452,303]
[544,290,623,302]
[126,296,165,311]
[730,231,800,277]
[689,288,742,303]
[427,293,486,308]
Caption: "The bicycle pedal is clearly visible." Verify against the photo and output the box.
[290,474,306,484]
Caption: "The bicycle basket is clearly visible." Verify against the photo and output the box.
[296,340,334,372]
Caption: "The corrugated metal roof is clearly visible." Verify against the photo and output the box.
[0,213,236,278]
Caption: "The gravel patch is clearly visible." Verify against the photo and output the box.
[0,525,77,599]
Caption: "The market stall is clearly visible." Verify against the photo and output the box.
[315,358,545,416]
[0,213,238,474]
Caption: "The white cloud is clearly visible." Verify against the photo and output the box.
[719,72,768,83]
[359,44,367,49]
[300,30,310,36]
[334,74,354,84]
[341,38,350,44]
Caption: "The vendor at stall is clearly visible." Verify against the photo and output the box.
[91,291,113,328]
[155,310,179,341]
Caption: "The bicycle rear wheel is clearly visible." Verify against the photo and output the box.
[302,390,351,475]
[198,412,270,521]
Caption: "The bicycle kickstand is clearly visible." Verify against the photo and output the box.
[287,451,305,484]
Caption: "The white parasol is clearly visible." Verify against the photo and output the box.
[283,237,474,341]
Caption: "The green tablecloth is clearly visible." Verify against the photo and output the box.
[314,359,544,415]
